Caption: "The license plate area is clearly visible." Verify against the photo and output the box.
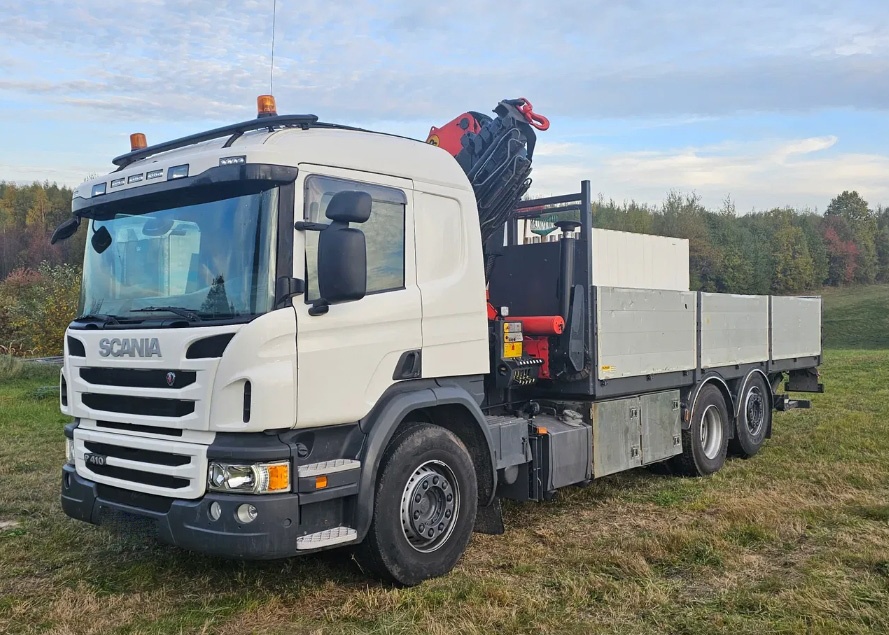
[84,452,108,467]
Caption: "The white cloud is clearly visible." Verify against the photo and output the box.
[2,0,889,122]
[2,0,889,214]
[530,137,889,212]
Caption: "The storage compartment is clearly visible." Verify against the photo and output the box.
[542,418,592,490]
[590,390,682,477]
[639,391,682,464]
[591,396,641,478]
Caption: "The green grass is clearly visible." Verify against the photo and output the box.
[821,284,889,348]
[1,289,888,634]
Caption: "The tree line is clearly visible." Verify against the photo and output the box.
[2,180,888,295]
[588,190,889,294]
[0,181,84,280]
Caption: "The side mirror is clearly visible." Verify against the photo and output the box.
[91,225,113,254]
[300,189,372,315]
[316,224,367,308]
[50,217,81,245]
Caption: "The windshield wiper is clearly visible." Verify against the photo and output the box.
[75,313,120,325]
[131,306,202,322]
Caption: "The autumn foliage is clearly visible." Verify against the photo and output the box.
[0,263,81,357]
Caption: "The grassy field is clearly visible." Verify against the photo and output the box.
[1,290,888,634]
[821,284,889,349]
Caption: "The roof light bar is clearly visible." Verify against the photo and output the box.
[167,164,189,180]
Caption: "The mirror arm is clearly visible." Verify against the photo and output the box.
[294,221,328,231]
[308,299,329,316]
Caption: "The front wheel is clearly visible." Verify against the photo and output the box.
[354,423,477,586]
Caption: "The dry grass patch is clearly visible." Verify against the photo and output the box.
[1,349,888,634]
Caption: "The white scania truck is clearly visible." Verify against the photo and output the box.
[54,97,822,585]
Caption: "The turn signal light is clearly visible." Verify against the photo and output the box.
[130,133,147,151]
[315,475,328,490]
[267,464,290,491]
[257,94,277,118]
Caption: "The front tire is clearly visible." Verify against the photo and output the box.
[673,384,729,476]
[354,423,477,586]
[729,374,771,458]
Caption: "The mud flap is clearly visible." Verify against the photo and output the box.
[474,497,505,535]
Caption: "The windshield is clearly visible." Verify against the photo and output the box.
[79,188,278,322]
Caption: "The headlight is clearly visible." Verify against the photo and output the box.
[65,438,75,465]
[207,461,290,494]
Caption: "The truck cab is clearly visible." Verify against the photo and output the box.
[57,98,823,586]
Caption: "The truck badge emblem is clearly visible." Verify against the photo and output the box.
[166,372,176,387]
[98,337,162,358]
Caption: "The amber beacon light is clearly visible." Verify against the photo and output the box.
[129,133,147,151]
[257,94,278,118]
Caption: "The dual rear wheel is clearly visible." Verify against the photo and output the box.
[673,375,771,476]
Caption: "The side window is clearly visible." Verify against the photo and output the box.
[304,175,407,301]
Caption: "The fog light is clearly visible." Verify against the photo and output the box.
[237,504,258,524]
[209,501,222,521]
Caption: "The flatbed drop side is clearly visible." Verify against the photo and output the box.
[55,99,822,585]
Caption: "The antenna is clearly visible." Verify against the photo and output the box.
[270,0,277,94]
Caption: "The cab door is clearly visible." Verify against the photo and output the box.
[293,167,422,427]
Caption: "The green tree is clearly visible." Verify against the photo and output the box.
[826,191,877,284]
[771,225,815,293]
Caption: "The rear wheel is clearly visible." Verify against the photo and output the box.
[354,423,477,586]
[729,374,771,458]
[673,384,729,476]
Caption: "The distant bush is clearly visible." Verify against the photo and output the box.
[0,263,80,356]
[0,354,24,380]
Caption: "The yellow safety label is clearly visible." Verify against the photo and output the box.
[503,342,523,358]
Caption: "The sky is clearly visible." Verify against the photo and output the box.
[2,0,889,213]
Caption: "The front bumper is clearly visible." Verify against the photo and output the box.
[61,464,301,559]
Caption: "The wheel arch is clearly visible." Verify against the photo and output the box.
[730,368,774,440]
[684,373,734,431]
[731,369,773,419]
[355,381,497,540]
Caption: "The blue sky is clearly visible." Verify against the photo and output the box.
[2,0,889,212]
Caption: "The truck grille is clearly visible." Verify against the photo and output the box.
[88,464,190,490]
[84,441,190,466]
[95,420,184,438]
[81,393,195,418]
[74,427,208,499]
[80,367,196,389]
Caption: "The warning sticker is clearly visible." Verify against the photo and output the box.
[503,342,523,358]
